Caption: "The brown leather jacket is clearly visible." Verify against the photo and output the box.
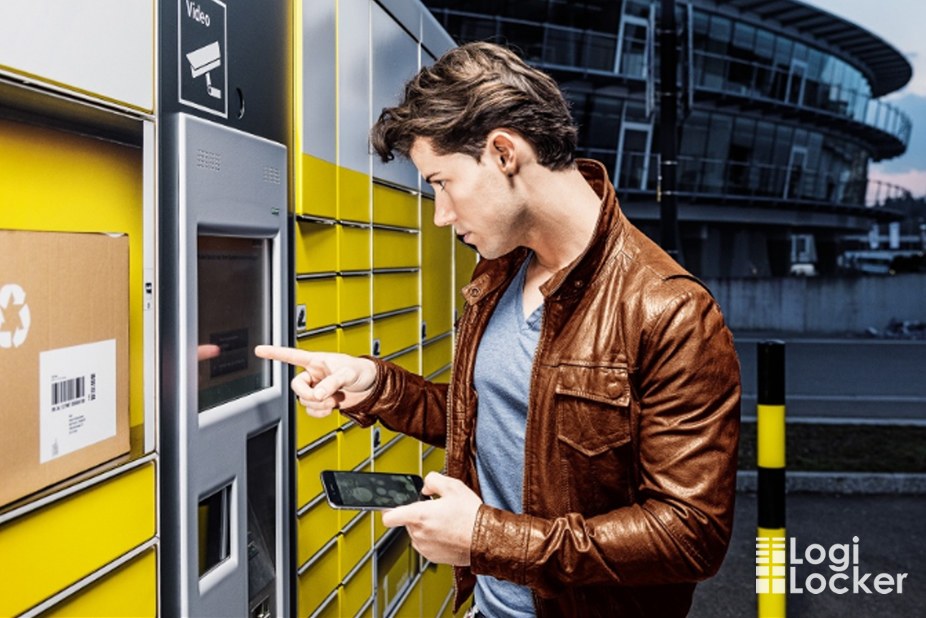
[343,159,741,617]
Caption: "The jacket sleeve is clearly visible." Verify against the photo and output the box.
[339,356,449,449]
[469,283,741,595]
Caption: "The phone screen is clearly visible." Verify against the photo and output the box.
[321,471,424,510]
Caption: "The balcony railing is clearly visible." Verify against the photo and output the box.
[583,147,912,210]
[693,51,911,149]
[866,180,916,209]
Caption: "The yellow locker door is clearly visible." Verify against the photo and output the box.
[41,549,157,618]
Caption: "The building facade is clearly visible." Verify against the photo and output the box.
[423,0,914,277]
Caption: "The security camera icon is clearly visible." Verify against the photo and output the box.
[186,41,223,100]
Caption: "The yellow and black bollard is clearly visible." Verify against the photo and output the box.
[757,340,786,617]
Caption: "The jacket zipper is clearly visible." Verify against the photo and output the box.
[525,302,548,618]
[445,300,468,609]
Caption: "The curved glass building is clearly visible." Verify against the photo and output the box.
[423,0,914,277]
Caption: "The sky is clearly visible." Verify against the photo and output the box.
[803,0,926,197]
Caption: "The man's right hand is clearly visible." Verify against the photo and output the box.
[254,345,377,416]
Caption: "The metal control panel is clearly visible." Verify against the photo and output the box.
[159,113,290,617]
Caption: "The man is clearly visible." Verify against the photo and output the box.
[257,42,740,617]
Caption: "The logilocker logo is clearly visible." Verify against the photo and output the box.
[756,536,909,595]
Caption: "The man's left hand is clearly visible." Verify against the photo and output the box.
[381,471,482,566]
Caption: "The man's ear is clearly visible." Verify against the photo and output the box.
[487,130,519,177]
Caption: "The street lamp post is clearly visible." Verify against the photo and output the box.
[659,0,683,264]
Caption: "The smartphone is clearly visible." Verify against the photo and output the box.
[320,470,425,510]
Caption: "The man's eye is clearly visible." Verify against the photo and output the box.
[435,180,446,192]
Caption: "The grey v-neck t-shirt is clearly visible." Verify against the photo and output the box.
[473,256,542,617]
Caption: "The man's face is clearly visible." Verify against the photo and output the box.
[409,137,528,260]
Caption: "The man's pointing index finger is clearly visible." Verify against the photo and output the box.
[254,344,314,368]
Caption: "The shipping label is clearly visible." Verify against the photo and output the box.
[39,339,117,463]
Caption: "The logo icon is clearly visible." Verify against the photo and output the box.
[186,41,223,100]
[0,283,31,348]
[756,536,787,594]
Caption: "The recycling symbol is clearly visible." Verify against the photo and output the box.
[0,284,31,348]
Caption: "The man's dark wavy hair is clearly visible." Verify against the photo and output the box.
[371,42,577,170]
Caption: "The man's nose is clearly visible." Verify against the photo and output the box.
[432,198,455,227]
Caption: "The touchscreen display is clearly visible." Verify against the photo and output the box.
[197,235,271,411]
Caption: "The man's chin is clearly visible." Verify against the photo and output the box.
[456,234,479,254]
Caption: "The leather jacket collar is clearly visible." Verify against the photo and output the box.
[461,158,624,306]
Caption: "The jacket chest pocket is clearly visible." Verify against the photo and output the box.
[555,363,631,455]
[554,363,633,513]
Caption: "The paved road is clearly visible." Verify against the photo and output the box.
[734,334,926,422]
[689,491,926,617]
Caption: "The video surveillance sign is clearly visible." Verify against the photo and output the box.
[179,0,228,118]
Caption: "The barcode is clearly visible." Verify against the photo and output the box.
[52,377,85,406]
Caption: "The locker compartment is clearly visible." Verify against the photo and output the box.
[338,322,373,357]
[376,530,419,617]
[340,555,373,618]
[421,286,453,342]
[430,366,452,385]
[419,196,443,240]
[337,1,371,184]
[339,275,372,324]
[338,512,372,580]
[370,0,420,190]
[296,434,338,508]
[422,335,453,379]
[444,595,466,618]
[372,310,419,359]
[299,154,337,218]
[372,270,419,317]
[391,577,422,618]
[0,116,148,433]
[373,347,420,448]
[422,447,446,479]
[295,328,341,448]
[357,602,375,618]
[313,590,342,618]
[421,200,454,337]
[420,563,455,618]
[42,547,157,618]
[339,423,372,472]
[297,540,339,618]
[373,183,418,229]
[373,424,399,456]
[375,437,420,476]
[372,227,419,270]
[338,224,372,272]
[338,167,371,223]
[296,405,340,453]
[455,242,479,315]
[296,495,340,567]
[297,327,339,354]
[294,328,340,446]
[387,346,420,375]
[294,220,338,275]
[0,462,156,617]
[295,276,339,331]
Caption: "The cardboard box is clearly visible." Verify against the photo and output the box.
[0,230,129,507]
